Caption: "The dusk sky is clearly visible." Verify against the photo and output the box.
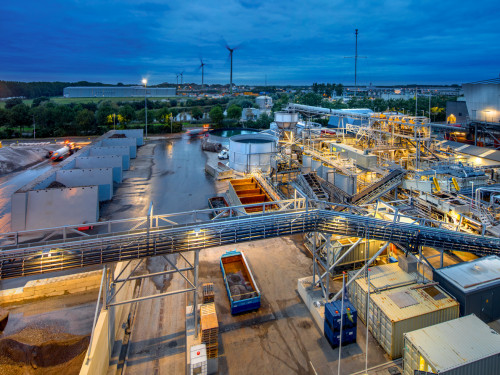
[1,0,499,86]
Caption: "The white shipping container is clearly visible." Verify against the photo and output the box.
[366,283,459,359]
[347,264,423,323]
[403,315,500,375]
[190,344,207,375]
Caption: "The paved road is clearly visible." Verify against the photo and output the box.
[102,136,215,375]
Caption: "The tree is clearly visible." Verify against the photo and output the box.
[298,93,323,106]
[209,105,224,126]
[335,84,344,97]
[5,98,23,109]
[0,108,9,126]
[118,104,135,124]
[9,103,30,134]
[191,106,203,120]
[32,97,50,107]
[75,109,96,133]
[226,104,242,120]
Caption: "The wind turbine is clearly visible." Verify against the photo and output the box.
[226,44,240,95]
[180,71,184,85]
[199,58,206,88]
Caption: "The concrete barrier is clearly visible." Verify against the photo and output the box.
[0,270,102,304]
[75,156,123,183]
[11,186,99,231]
[80,261,138,375]
[102,138,137,158]
[56,168,114,201]
[90,147,130,170]
[114,129,144,146]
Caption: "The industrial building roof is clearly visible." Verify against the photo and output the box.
[433,255,500,293]
[404,314,500,372]
[351,264,426,294]
[368,283,458,322]
[440,140,500,162]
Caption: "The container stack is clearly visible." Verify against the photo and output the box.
[324,299,357,348]
[202,283,215,303]
[200,302,219,359]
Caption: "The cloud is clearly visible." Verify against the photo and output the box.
[0,0,499,84]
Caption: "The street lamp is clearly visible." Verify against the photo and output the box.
[142,78,148,139]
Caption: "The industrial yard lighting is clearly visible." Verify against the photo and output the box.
[142,78,148,139]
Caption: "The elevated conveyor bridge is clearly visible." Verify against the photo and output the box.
[1,199,500,280]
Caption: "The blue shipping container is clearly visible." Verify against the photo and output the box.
[325,299,358,330]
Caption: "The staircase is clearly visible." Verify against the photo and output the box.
[297,173,329,201]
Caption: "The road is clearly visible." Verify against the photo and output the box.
[101,136,215,375]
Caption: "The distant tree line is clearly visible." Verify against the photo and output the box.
[0,96,232,138]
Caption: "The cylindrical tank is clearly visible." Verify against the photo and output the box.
[311,157,322,173]
[256,96,273,109]
[229,134,277,173]
[274,111,298,129]
[302,153,312,173]
[322,163,335,183]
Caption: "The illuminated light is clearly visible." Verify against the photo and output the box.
[142,78,148,85]
[194,228,201,236]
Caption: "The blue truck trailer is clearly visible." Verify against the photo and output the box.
[220,250,261,314]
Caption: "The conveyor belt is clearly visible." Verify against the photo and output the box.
[1,202,500,280]
[351,169,405,205]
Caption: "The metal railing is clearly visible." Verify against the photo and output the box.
[1,198,500,280]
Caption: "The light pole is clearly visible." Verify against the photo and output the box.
[142,78,148,139]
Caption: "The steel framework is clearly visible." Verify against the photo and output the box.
[1,199,500,280]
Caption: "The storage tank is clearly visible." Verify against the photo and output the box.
[229,134,277,173]
[274,111,298,129]
[302,153,312,173]
[311,157,322,173]
[322,163,335,183]
[255,95,272,109]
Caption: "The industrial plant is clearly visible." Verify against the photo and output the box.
[1,80,500,375]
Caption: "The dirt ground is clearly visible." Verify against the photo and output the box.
[197,235,391,375]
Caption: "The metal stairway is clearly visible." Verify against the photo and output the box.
[351,169,406,205]
[297,173,329,201]
[1,200,500,280]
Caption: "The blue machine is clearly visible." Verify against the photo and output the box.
[324,299,358,348]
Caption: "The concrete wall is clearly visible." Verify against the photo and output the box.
[114,129,144,146]
[23,187,99,230]
[56,168,113,201]
[0,270,102,304]
[75,156,123,183]
[101,138,137,158]
[80,261,138,375]
[90,147,130,170]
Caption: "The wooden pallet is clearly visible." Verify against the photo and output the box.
[202,283,215,303]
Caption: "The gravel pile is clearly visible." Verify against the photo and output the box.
[227,271,257,301]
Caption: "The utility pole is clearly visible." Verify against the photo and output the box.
[344,29,366,93]
[230,49,233,95]
[415,87,418,116]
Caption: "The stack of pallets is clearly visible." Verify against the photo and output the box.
[202,283,215,303]
[200,302,219,359]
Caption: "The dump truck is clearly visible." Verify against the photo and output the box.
[220,250,261,314]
